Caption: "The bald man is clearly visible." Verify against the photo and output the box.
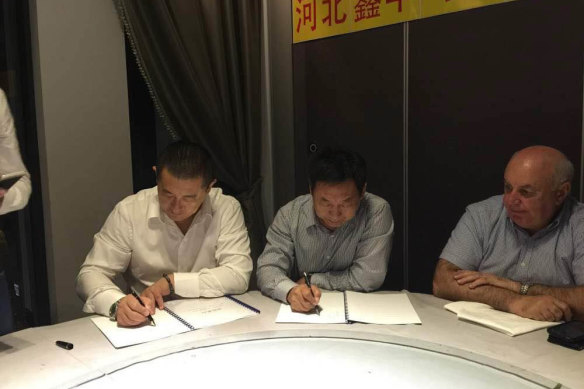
[433,146,584,322]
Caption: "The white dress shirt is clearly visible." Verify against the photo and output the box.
[0,89,31,215]
[76,187,252,316]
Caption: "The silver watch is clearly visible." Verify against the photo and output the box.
[519,283,531,295]
[109,298,122,321]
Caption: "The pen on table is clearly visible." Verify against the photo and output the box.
[56,340,74,350]
[303,272,322,315]
[131,290,156,326]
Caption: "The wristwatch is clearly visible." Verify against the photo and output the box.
[109,298,122,321]
[162,273,175,294]
[519,283,531,295]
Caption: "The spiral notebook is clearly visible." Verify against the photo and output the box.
[276,291,421,325]
[91,295,260,348]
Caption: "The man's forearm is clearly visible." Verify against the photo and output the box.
[528,284,584,320]
[433,259,518,312]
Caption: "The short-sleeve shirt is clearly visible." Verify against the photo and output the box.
[440,195,584,286]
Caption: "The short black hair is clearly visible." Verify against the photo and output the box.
[156,140,214,186]
[308,147,367,193]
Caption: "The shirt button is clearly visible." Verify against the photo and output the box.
[521,262,526,267]
[326,255,331,259]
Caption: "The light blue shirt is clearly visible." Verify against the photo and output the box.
[257,192,394,303]
[440,195,584,286]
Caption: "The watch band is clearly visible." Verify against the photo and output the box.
[109,298,122,321]
[162,273,175,294]
[519,283,531,295]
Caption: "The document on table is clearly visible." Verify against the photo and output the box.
[276,291,421,325]
[91,296,259,348]
[444,301,559,336]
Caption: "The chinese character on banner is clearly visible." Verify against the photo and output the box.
[355,0,381,22]
[322,0,347,26]
[296,0,317,33]
[386,0,403,12]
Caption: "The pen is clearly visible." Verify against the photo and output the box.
[55,340,74,350]
[303,272,322,315]
[131,290,156,326]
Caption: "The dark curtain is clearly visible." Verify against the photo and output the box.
[114,0,265,289]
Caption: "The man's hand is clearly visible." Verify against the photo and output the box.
[141,275,174,310]
[454,270,520,293]
[508,295,572,322]
[116,294,155,327]
[287,284,321,313]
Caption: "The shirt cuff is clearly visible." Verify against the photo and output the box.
[273,278,298,303]
[84,289,126,317]
[174,272,201,298]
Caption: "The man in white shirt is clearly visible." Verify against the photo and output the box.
[0,88,31,215]
[76,141,252,327]
[0,88,31,335]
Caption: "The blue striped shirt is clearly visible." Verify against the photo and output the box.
[257,192,394,302]
[440,195,584,286]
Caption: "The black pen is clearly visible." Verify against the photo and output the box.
[55,340,74,350]
[131,290,156,326]
[303,272,322,315]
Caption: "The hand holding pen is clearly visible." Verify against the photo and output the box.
[131,290,156,326]
[303,272,322,315]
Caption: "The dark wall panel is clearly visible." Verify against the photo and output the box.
[293,25,405,290]
[408,0,584,293]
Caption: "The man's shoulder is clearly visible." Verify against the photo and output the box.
[114,187,157,216]
[362,192,390,208]
[207,187,241,213]
[564,196,584,225]
[466,194,504,214]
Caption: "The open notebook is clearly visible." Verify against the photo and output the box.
[91,295,259,348]
[276,291,421,325]
[444,301,560,336]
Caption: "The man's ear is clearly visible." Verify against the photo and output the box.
[206,179,217,192]
[361,183,367,198]
[555,181,571,205]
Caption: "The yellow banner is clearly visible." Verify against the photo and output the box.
[293,0,514,43]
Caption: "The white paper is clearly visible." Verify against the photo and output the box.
[346,292,422,325]
[276,291,421,325]
[91,309,190,348]
[91,297,258,348]
[275,291,347,323]
[444,301,559,336]
[164,297,257,329]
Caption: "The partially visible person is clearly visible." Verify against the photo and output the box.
[257,147,394,313]
[0,88,31,335]
[0,88,31,215]
[433,146,584,322]
[76,141,252,327]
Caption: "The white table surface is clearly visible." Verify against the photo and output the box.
[1,291,582,389]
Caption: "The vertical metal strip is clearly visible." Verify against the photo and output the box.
[403,21,409,290]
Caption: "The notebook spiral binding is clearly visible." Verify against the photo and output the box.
[343,291,350,323]
[164,307,196,330]
[226,295,261,314]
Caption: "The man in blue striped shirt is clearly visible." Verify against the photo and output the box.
[433,146,584,321]
[257,148,394,312]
